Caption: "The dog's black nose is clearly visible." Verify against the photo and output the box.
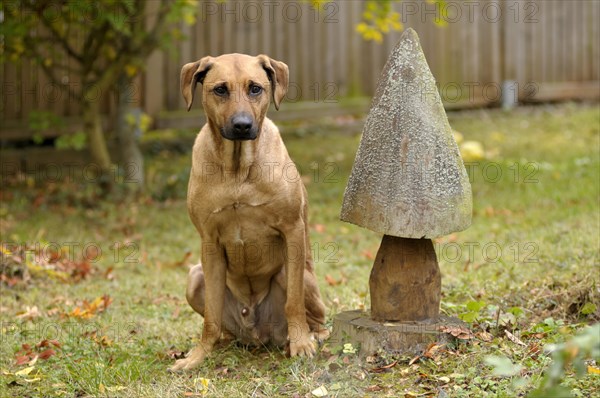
[232,114,253,134]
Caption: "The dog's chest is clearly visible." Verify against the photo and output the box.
[213,202,277,242]
[208,200,286,272]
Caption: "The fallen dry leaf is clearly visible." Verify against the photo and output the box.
[16,306,42,321]
[36,339,61,348]
[67,295,112,319]
[476,331,494,342]
[361,249,374,260]
[46,308,61,316]
[95,335,113,347]
[423,343,445,359]
[440,325,474,340]
[588,365,600,375]
[370,360,398,373]
[325,274,346,286]
[505,330,526,346]
[312,224,326,233]
[408,355,421,366]
[38,349,56,360]
[15,355,30,366]
[14,339,61,365]
[168,251,192,268]
[104,266,115,280]
[106,386,127,392]
[311,385,328,397]
[527,343,542,358]
[15,366,35,376]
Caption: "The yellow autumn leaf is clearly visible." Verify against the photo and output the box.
[391,20,402,30]
[12,39,25,55]
[183,13,196,25]
[193,377,210,389]
[311,385,328,397]
[28,355,38,366]
[356,23,369,34]
[453,130,464,144]
[15,366,35,376]
[125,64,137,77]
[460,141,485,162]
[106,386,127,392]
[588,365,600,375]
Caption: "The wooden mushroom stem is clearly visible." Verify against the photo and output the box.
[369,235,441,322]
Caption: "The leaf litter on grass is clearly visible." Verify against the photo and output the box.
[1,104,599,397]
[1,242,96,286]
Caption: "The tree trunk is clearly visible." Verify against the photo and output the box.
[83,99,113,192]
[115,74,144,190]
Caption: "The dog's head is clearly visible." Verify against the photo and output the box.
[180,54,289,141]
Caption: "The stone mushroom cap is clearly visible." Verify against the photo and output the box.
[340,28,472,239]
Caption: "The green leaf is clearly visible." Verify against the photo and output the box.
[528,386,574,398]
[484,355,523,377]
[466,300,487,312]
[32,133,44,145]
[459,311,478,323]
[508,307,525,317]
[55,132,87,151]
[580,302,597,315]
[106,12,131,35]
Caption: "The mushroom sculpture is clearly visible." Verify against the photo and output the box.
[333,28,472,354]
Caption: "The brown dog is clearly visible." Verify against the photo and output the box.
[170,54,328,371]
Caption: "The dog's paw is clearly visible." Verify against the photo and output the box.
[168,347,207,372]
[313,327,330,343]
[289,333,316,358]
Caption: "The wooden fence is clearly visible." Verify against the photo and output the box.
[1,0,599,130]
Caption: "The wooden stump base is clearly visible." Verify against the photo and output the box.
[330,310,465,356]
[370,236,441,322]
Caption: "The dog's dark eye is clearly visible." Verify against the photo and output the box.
[214,86,228,96]
[249,84,263,96]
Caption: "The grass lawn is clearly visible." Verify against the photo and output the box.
[1,102,599,397]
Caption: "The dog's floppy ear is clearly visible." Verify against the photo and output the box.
[257,55,289,111]
[181,57,214,111]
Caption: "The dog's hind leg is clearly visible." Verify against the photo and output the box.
[185,263,237,341]
[186,264,206,316]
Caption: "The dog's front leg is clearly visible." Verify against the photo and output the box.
[284,221,315,357]
[170,242,226,371]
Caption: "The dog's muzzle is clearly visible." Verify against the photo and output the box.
[222,113,258,141]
